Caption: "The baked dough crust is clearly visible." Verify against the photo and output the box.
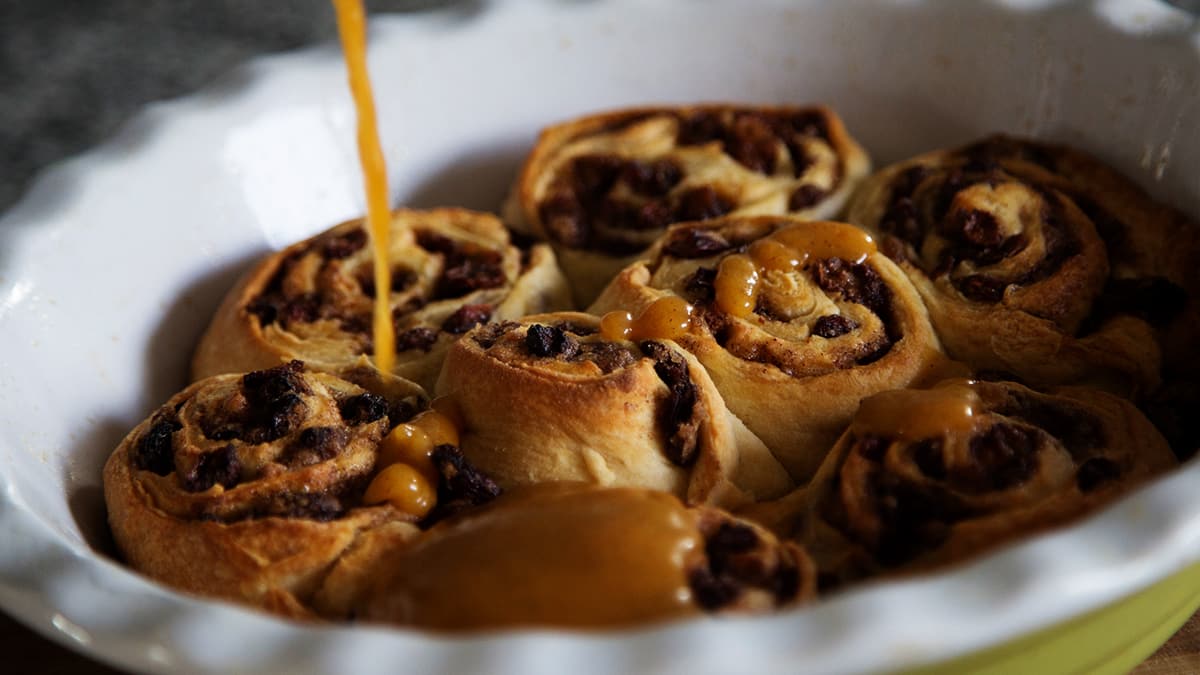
[192,207,572,393]
[504,104,871,304]
[591,216,948,483]
[435,312,793,508]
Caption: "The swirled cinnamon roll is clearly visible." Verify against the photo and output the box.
[590,216,947,483]
[434,312,793,508]
[192,208,572,392]
[504,105,871,305]
[846,135,1200,394]
[103,361,426,617]
[805,379,1176,584]
[317,484,816,630]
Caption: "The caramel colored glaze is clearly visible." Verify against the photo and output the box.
[715,221,877,318]
[852,379,980,441]
[600,296,694,342]
[332,0,396,372]
[377,408,460,483]
[363,484,703,630]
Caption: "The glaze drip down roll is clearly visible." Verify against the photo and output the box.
[192,207,572,392]
[504,105,871,304]
[590,216,947,483]
[103,361,426,616]
[434,312,794,508]
[846,135,1200,393]
[318,484,816,630]
[805,378,1177,583]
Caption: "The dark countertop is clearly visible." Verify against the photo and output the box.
[0,0,455,212]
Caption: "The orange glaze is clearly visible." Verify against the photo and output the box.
[852,379,981,442]
[333,0,396,372]
[714,221,877,319]
[366,484,703,629]
[363,463,437,519]
[377,408,460,483]
[600,296,694,342]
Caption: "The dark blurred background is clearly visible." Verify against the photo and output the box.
[0,0,462,213]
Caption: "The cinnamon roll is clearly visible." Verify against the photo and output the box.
[434,312,793,508]
[590,216,947,483]
[846,135,1200,394]
[805,379,1177,583]
[192,207,572,392]
[504,105,871,305]
[317,484,816,630]
[103,361,426,617]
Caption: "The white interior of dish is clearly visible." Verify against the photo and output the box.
[0,1,1197,673]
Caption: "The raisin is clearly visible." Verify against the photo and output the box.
[641,341,701,466]
[688,567,741,610]
[538,192,588,248]
[683,267,718,303]
[572,154,625,196]
[182,445,241,493]
[471,321,520,349]
[1000,394,1105,459]
[395,326,439,352]
[437,250,506,298]
[705,522,759,560]
[675,186,734,222]
[662,228,732,259]
[281,293,321,325]
[524,324,580,358]
[677,110,723,146]
[911,439,947,480]
[320,228,367,259]
[814,258,892,317]
[285,426,349,466]
[955,274,1008,303]
[812,314,857,338]
[725,113,780,173]
[621,158,682,196]
[134,418,179,476]
[788,184,827,211]
[956,423,1039,492]
[242,361,309,404]
[339,393,388,426]
[247,392,306,443]
[423,445,503,526]
[441,304,493,334]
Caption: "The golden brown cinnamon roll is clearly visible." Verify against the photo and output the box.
[192,208,572,392]
[504,105,871,305]
[103,361,426,617]
[318,484,816,630]
[846,135,1199,394]
[434,312,793,508]
[590,216,947,483]
[804,379,1176,584]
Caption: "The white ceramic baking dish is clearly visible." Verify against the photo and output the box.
[1,1,1197,672]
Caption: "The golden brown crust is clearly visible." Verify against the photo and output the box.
[191,208,572,393]
[434,312,793,509]
[845,135,1199,394]
[103,363,423,615]
[802,379,1177,584]
[590,216,947,483]
[504,104,871,305]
